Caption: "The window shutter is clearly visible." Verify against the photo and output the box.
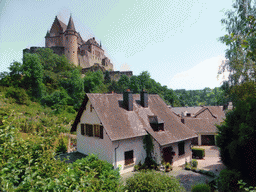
[86,124,89,136]
[88,125,93,137]
[81,124,85,135]
[100,126,103,139]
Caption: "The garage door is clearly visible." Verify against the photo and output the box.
[201,135,215,145]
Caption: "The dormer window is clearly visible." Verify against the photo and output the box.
[148,115,164,131]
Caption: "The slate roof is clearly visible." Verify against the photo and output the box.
[67,16,76,31]
[183,118,217,133]
[71,93,197,146]
[85,38,101,48]
[58,18,67,32]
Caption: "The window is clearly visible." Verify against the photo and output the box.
[90,104,93,112]
[86,124,93,137]
[81,124,85,135]
[178,141,185,156]
[124,150,134,165]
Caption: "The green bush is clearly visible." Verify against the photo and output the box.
[5,86,30,105]
[192,148,205,159]
[191,159,198,168]
[124,170,185,192]
[55,136,67,155]
[192,183,211,192]
[219,169,241,192]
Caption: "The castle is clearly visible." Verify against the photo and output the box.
[24,15,113,71]
[24,15,133,79]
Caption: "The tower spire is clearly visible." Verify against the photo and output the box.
[67,15,76,31]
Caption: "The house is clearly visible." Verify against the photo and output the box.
[173,106,225,146]
[71,90,197,174]
[171,106,203,117]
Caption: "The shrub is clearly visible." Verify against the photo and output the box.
[5,86,30,105]
[192,183,211,192]
[124,170,185,192]
[191,159,198,168]
[55,136,67,155]
[219,169,241,192]
[192,148,205,159]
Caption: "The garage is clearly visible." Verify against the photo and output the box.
[201,135,215,145]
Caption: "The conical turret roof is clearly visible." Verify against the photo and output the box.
[67,15,76,31]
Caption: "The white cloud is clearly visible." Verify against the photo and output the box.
[169,55,229,90]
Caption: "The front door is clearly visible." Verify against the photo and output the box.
[163,146,173,163]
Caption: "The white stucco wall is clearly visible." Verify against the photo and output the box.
[172,139,192,166]
[152,139,161,164]
[77,100,114,165]
[114,136,146,174]
[162,139,192,167]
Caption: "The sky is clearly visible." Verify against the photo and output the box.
[0,0,234,90]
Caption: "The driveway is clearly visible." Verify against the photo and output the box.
[121,146,225,191]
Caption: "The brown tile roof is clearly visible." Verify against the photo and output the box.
[183,118,217,133]
[71,93,197,146]
[194,106,225,123]
[171,106,203,116]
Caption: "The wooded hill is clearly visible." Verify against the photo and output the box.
[0,47,226,112]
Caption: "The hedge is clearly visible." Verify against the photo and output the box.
[192,148,205,159]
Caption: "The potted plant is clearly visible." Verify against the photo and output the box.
[165,162,171,172]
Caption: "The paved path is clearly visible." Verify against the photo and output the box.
[121,146,225,191]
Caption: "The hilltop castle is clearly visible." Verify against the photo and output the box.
[24,15,133,79]
[24,15,113,71]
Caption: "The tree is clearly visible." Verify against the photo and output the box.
[84,70,106,93]
[129,75,140,93]
[104,70,111,84]
[216,90,256,186]
[22,53,44,98]
[219,0,256,86]
[117,74,130,93]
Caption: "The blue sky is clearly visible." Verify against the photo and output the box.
[0,0,234,90]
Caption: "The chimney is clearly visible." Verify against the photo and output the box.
[140,89,148,108]
[123,89,133,111]
[181,118,185,124]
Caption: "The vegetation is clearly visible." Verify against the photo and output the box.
[191,183,211,192]
[124,170,185,192]
[0,107,122,191]
[218,169,241,192]
[174,87,226,106]
[191,159,198,168]
[216,0,256,188]
[192,147,205,159]
[219,0,256,86]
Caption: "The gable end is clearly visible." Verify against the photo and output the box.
[71,95,88,132]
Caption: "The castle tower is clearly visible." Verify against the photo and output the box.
[64,15,78,66]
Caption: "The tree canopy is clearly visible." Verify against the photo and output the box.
[219,0,256,86]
